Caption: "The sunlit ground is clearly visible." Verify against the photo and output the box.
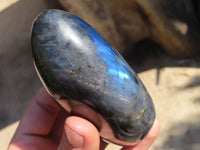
[0,0,19,12]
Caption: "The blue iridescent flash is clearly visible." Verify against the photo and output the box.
[32,9,155,144]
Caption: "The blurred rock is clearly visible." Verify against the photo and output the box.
[58,0,200,57]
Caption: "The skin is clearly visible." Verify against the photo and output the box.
[8,87,160,150]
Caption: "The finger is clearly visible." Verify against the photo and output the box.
[58,116,100,150]
[122,119,160,150]
[9,87,62,149]
[48,107,69,144]
[17,87,61,135]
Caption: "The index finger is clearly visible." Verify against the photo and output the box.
[13,87,61,136]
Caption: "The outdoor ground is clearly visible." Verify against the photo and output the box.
[0,0,200,150]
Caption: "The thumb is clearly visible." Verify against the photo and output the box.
[58,116,100,150]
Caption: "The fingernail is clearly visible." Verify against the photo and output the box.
[65,126,84,148]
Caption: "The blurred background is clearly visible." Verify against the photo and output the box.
[0,0,200,149]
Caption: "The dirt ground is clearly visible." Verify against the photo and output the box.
[0,0,200,150]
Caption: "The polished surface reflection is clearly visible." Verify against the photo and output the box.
[31,9,155,145]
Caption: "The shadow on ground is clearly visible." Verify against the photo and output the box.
[161,115,200,150]
[125,39,200,72]
[179,75,200,103]
[0,0,64,129]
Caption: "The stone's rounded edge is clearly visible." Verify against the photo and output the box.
[31,9,72,99]
[111,95,155,143]
[31,9,156,145]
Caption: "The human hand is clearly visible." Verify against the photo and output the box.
[8,87,160,150]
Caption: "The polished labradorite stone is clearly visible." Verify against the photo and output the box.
[31,9,155,144]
